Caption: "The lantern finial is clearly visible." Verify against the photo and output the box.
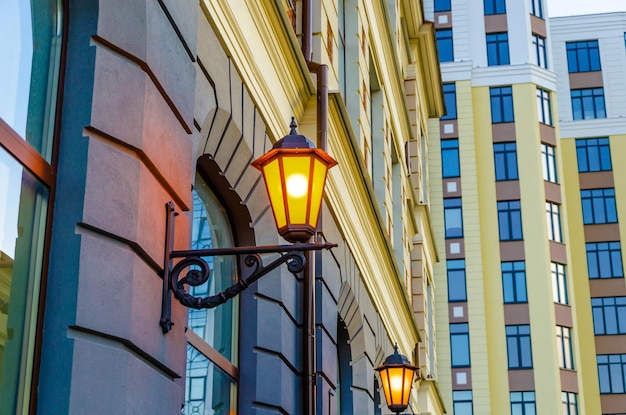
[289,116,298,135]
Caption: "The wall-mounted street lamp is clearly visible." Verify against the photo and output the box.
[376,345,419,414]
[159,118,337,333]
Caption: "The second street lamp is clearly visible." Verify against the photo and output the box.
[376,345,419,414]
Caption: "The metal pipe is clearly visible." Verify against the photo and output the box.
[303,0,313,61]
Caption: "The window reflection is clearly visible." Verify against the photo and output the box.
[0,148,48,414]
[184,174,239,414]
[185,345,236,415]
[0,0,63,161]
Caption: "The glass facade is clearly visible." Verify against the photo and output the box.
[0,0,63,412]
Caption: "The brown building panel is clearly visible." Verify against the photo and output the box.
[446,239,465,259]
[496,180,521,200]
[492,123,516,142]
[443,178,462,198]
[579,171,615,189]
[601,395,626,414]
[504,303,530,325]
[434,11,453,29]
[451,368,473,390]
[500,241,525,261]
[540,124,556,146]
[555,304,573,328]
[508,370,535,391]
[484,14,508,33]
[595,335,626,355]
[584,224,621,242]
[496,180,521,201]
[449,302,469,323]
[569,71,604,89]
[440,119,459,139]
[560,370,579,393]
[550,242,567,264]
[589,278,626,297]
[530,15,547,37]
[544,181,562,204]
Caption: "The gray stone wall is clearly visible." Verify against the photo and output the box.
[38,1,395,414]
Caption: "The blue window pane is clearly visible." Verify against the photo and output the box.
[434,0,451,12]
[437,30,454,62]
[442,83,457,120]
[442,139,460,178]
[444,198,463,238]
[447,259,467,302]
[450,323,471,367]
[577,138,612,173]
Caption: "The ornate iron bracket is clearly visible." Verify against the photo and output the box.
[160,202,336,333]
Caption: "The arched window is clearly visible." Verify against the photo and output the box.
[337,316,353,414]
[183,173,239,415]
[0,1,63,413]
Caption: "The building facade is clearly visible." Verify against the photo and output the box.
[0,1,445,414]
[425,0,626,413]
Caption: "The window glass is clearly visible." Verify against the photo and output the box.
[541,144,557,183]
[551,263,568,305]
[506,325,532,369]
[502,261,527,303]
[450,323,470,367]
[576,138,612,172]
[510,391,536,415]
[556,326,574,370]
[562,392,578,415]
[444,198,463,239]
[592,297,626,335]
[484,0,506,15]
[437,29,454,62]
[530,0,543,18]
[566,40,601,73]
[533,35,548,69]
[586,242,624,279]
[494,143,518,181]
[536,89,552,125]
[0,148,49,414]
[434,0,451,12]
[545,202,562,243]
[581,188,617,225]
[184,345,237,415]
[597,354,626,394]
[447,259,467,302]
[498,200,523,241]
[453,391,473,415]
[0,0,63,161]
[441,139,460,178]
[487,33,510,66]
[184,174,240,414]
[571,88,606,120]
[441,83,457,120]
[490,86,514,123]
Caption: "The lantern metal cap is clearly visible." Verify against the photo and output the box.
[270,117,316,150]
[377,344,417,369]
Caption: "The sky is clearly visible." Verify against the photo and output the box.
[548,0,626,17]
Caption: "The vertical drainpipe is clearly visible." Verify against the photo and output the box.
[302,1,328,415]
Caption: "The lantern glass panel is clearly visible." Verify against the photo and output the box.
[388,367,406,405]
[282,155,311,224]
[308,158,327,228]
[261,158,287,228]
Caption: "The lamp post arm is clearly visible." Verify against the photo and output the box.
[170,251,307,310]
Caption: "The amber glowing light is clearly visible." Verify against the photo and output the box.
[252,119,337,243]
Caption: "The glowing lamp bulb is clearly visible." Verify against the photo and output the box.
[286,174,308,198]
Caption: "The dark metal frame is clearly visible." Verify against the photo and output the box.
[159,202,335,333]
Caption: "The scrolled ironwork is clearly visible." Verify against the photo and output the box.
[169,251,307,311]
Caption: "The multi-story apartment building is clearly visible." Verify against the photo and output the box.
[551,12,626,415]
[0,1,445,414]
[425,0,626,413]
